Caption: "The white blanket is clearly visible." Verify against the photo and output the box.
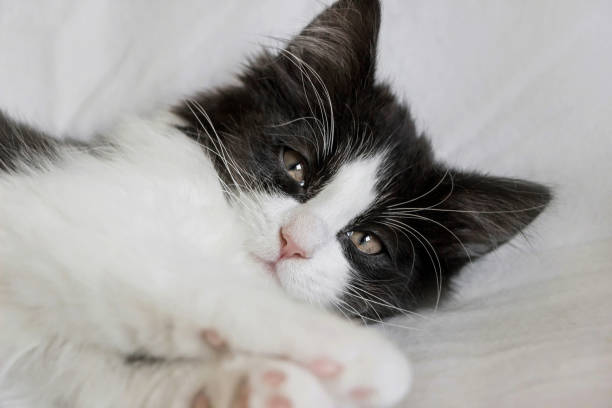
[1,1,610,406]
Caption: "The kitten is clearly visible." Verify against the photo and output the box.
[0,0,550,407]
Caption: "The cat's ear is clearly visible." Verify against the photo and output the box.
[424,170,552,267]
[281,0,381,93]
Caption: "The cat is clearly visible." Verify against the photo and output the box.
[0,0,551,407]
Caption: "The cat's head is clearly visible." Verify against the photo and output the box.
[175,0,551,319]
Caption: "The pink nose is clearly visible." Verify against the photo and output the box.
[279,228,308,260]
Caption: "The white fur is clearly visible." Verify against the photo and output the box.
[0,114,409,407]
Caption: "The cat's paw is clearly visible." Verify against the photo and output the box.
[200,304,411,407]
[296,329,411,407]
[237,359,335,408]
[194,358,334,408]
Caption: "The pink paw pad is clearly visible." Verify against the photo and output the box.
[262,370,286,387]
[306,358,343,378]
[349,386,375,401]
[267,395,292,408]
[201,329,228,350]
[191,390,210,408]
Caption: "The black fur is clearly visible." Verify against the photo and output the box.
[0,113,59,172]
[175,0,552,319]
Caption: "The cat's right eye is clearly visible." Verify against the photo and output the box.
[282,148,308,188]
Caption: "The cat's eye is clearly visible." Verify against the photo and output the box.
[282,148,308,187]
[347,231,383,255]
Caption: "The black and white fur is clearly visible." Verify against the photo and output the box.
[0,1,550,407]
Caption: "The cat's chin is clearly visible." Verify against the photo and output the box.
[249,254,312,302]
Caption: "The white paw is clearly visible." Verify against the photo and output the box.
[200,304,411,407]
[299,328,412,407]
[243,360,335,408]
[193,358,333,408]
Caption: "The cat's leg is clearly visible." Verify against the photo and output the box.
[1,337,336,408]
[1,264,410,408]
[1,338,212,408]
[2,272,409,407]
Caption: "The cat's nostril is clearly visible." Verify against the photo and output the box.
[279,228,308,260]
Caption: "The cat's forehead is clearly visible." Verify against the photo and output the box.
[304,152,386,232]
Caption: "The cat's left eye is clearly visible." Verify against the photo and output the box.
[282,148,308,188]
[347,231,383,255]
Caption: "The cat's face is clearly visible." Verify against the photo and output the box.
[176,0,551,319]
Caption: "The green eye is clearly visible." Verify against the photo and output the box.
[347,231,383,255]
[283,148,308,187]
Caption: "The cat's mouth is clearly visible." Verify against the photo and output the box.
[250,254,281,284]
[250,253,308,290]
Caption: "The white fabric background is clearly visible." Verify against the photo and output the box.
[1,1,610,406]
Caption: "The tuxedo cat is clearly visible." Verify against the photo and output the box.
[0,0,550,407]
